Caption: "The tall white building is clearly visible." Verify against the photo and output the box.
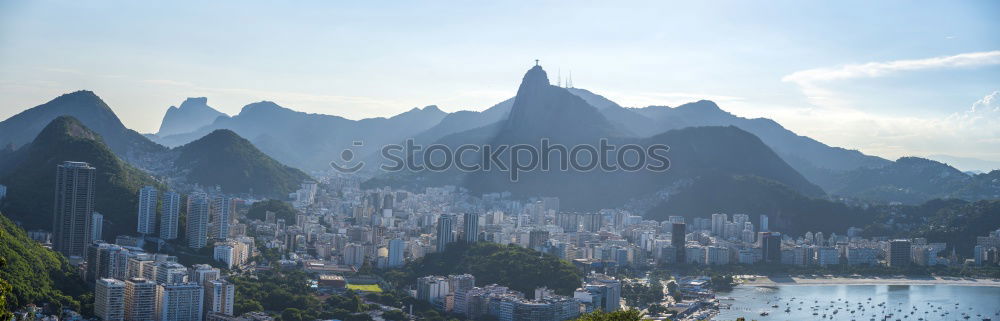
[160,191,182,240]
[210,196,232,239]
[205,279,235,316]
[187,193,210,249]
[157,283,204,321]
[125,278,157,321]
[137,186,158,235]
[95,278,126,321]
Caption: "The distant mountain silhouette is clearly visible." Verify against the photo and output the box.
[155,97,228,136]
[151,101,447,171]
[401,84,892,192]
[0,91,167,167]
[0,116,164,238]
[170,129,311,197]
[367,65,824,210]
[825,157,1000,204]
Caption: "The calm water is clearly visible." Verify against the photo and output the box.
[714,284,1000,321]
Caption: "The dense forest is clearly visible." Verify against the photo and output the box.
[0,214,87,313]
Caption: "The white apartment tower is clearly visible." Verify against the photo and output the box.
[137,186,158,235]
[160,191,182,240]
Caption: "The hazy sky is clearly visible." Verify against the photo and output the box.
[1,1,998,165]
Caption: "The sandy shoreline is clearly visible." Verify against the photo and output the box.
[741,275,1000,287]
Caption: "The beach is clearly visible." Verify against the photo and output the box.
[741,275,1000,287]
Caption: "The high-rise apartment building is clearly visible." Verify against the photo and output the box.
[137,186,158,235]
[53,161,96,257]
[125,278,157,321]
[205,279,235,316]
[95,278,126,321]
[463,213,480,243]
[157,283,204,321]
[160,191,182,240]
[210,196,232,239]
[671,223,686,264]
[436,215,455,252]
[187,192,210,249]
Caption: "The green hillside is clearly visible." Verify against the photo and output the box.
[0,214,86,312]
[0,116,164,239]
[174,129,311,198]
[385,242,582,297]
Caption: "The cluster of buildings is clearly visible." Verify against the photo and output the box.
[35,161,260,321]
[29,160,1000,320]
[974,229,1000,266]
[414,273,621,321]
[86,240,235,321]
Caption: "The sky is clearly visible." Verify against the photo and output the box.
[1,1,998,168]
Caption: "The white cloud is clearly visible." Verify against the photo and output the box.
[783,51,1000,84]
[782,51,1000,110]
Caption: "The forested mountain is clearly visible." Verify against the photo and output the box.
[0,214,86,312]
[0,116,165,238]
[0,91,166,168]
[171,129,311,197]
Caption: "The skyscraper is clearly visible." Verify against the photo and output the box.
[52,161,96,257]
[125,278,157,321]
[463,213,480,243]
[91,212,104,242]
[210,196,232,239]
[388,238,405,267]
[136,186,158,235]
[205,279,235,316]
[156,283,204,321]
[760,232,782,264]
[160,191,181,240]
[436,214,455,252]
[710,213,728,237]
[759,214,769,232]
[671,223,686,264]
[186,192,210,249]
[95,278,126,321]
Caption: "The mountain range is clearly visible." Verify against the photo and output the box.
[1,67,997,212]
[148,99,448,171]
[366,66,825,210]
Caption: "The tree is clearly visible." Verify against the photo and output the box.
[574,309,644,321]
[281,308,308,321]
[0,257,13,321]
[382,310,406,321]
